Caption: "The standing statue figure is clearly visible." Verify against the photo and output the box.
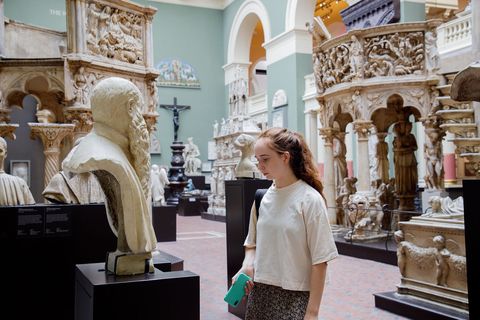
[336,177,357,227]
[393,121,418,196]
[233,134,260,179]
[150,164,169,205]
[425,30,440,73]
[375,133,389,184]
[183,137,202,176]
[62,77,157,275]
[213,120,219,137]
[349,35,364,78]
[433,235,450,286]
[424,129,443,190]
[333,135,348,195]
[0,137,35,206]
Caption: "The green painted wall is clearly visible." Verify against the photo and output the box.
[148,3,225,167]
[4,0,66,31]
[267,52,312,133]
[400,0,426,22]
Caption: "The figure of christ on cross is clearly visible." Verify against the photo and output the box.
[160,97,191,142]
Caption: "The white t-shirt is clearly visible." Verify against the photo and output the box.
[244,179,338,291]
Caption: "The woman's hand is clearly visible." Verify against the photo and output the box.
[232,264,255,296]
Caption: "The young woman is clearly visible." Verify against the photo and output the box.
[233,127,338,320]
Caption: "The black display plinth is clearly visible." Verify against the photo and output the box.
[187,175,206,190]
[463,179,478,320]
[75,263,200,320]
[1,204,116,320]
[334,234,397,266]
[177,195,207,216]
[374,291,468,320]
[152,205,176,241]
[225,179,272,318]
[153,251,184,272]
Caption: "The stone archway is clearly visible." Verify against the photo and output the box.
[285,0,316,31]
[226,0,271,66]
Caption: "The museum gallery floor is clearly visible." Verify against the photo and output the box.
[157,215,407,320]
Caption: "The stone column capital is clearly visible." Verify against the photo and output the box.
[319,127,339,145]
[64,107,94,136]
[0,123,19,140]
[353,120,373,140]
[29,123,75,151]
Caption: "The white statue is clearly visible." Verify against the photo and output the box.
[43,170,105,204]
[150,164,169,205]
[233,134,260,179]
[422,195,464,219]
[183,137,202,176]
[213,120,219,137]
[0,137,35,206]
[62,77,157,275]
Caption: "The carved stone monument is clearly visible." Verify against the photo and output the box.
[183,137,201,176]
[209,67,261,217]
[63,77,157,276]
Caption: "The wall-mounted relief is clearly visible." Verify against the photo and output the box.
[156,59,200,88]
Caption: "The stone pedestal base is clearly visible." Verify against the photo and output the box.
[106,251,154,276]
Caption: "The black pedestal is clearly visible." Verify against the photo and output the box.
[152,205,176,241]
[153,251,184,272]
[225,179,272,318]
[1,204,116,320]
[187,175,206,190]
[463,179,478,320]
[177,195,207,216]
[75,263,200,320]
[374,291,468,320]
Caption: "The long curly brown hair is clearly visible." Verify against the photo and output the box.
[258,127,325,201]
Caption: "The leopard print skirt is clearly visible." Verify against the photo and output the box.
[245,282,310,320]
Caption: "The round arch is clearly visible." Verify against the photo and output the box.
[227,0,271,64]
[285,0,316,31]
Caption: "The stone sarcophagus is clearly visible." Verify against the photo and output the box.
[395,216,467,312]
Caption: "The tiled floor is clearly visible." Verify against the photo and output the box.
[157,215,408,320]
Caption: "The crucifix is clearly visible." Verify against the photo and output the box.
[160,97,191,142]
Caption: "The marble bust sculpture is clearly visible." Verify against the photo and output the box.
[0,137,35,206]
[233,134,260,178]
[62,77,157,275]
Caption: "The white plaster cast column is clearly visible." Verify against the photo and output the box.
[29,123,75,189]
[416,121,426,187]
[319,127,338,224]
[75,0,86,53]
[472,0,480,60]
[0,0,5,58]
[145,13,154,68]
[317,115,325,178]
[345,123,354,177]
[305,109,318,162]
[353,120,373,193]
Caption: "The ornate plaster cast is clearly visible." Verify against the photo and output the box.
[62,77,157,275]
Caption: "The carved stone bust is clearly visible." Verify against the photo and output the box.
[62,77,157,275]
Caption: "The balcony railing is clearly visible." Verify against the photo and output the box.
[436,10,472,55]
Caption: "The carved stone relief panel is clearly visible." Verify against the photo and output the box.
[86,1,145,65]
[364,32,424,78]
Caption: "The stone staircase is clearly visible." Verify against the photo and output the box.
[435,72,480,176]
